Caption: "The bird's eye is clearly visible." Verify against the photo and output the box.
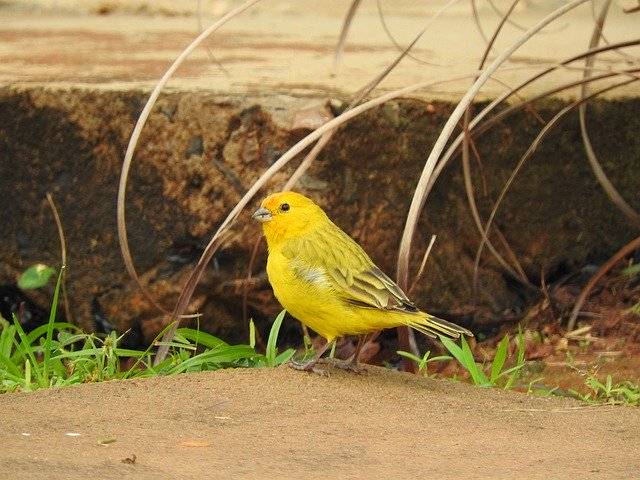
[280,203,290,212]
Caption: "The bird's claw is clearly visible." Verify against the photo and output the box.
[289,359,329,376]
[330,358,367,374]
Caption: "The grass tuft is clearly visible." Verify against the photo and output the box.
[0,298,295,393]
[438,330,526,389]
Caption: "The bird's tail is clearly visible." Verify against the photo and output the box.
[406,312,473,339]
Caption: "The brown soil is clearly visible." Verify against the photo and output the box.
[1,366,638,479]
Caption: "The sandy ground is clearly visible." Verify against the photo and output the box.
[0,366,638,479]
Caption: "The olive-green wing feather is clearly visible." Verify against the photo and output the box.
[280,221,472,339]
[284,221,417,312]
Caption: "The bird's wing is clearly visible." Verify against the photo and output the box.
[283,222,417,312]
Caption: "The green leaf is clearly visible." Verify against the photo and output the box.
[18,264,56,290]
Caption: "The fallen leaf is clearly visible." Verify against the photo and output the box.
[121,454,137,465]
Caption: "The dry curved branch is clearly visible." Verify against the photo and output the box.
[396,0,590,290]
[423,40,640,206]
[463,0,535,292]
[196,0,229,75]
[46,192,72,324]
[485,0,569,34]
[333,0,363,75]
[407,234,437,296]
[116,0,262,315]
[375,0,459,67]
[288,27,426,190]
[579,0,640,229]
[473,78,638,314]
[470,0,490,47]
[567,236,640,331]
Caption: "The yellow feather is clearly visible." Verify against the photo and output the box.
[256,191,472,343]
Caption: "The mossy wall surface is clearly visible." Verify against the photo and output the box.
[1,87,638,344]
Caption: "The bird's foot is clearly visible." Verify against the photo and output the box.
[327,358,367,374]
[289,358,329,376]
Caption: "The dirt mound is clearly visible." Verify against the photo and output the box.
[1,366,638,479]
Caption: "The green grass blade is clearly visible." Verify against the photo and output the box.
[168,345,259,374]
[0,352,21,378]
[25,322,78,347]
[176,328,227,349]
[461,336,490,386]
[43,267,64,383]
[397,350,424,364]
[11,316,44,385]
[274,348,296,365]
[429,355,452,361]
[490,334,509,383]
[113,348,146,358]
[52,348,103,359]
[266,310,287,367]
[249,319,256,349]
[0,323,17,358]
[441,336,490,386]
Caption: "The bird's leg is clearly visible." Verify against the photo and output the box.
[332,335,368,373]
[290,338,333,374]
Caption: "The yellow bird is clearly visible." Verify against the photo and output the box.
[253,191,472,371]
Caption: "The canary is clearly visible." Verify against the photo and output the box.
[253,191,472,371]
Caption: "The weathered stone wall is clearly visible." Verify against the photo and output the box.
[1,86,638,345]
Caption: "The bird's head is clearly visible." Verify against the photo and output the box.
[252,191,326,245]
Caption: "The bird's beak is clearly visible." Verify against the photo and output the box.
[252,207,273,223]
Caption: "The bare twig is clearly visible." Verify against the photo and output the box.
[116,0,262,315]
[46,192,72,324]
[396,0,590,290]
[578,0,640,229]
[288,27,427,190]
[407,234,437,296]
[624,1,640,14]
[485,0,569,34]
[474,78,638,309]
[423,41,640,218]
[241,236,263,332]
[375,0,459,67]
[540,263,558,322]
[470,0,490,46]
[196,0,229,75]
[567,236,640,331]
[333,0,363,76]
[463,0,534,293]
